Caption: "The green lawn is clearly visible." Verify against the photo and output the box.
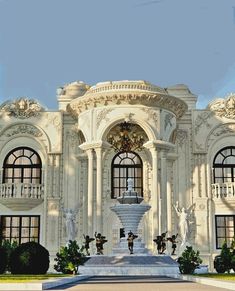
[196,273,235,281]
[0,274,72,283]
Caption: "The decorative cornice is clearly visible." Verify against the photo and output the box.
[0,98,44,119]
[67,81,187,118]
[208,93,235,119]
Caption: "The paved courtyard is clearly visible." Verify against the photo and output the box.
[49,276,231,291]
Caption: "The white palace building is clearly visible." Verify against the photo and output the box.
[0,80,235,270]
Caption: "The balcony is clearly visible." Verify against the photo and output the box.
[0,183,44,210]
[212,182,235,199]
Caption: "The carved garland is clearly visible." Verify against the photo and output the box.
[68,93,187,118]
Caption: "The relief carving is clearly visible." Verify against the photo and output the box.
[4,124,43,137]
[142,108,158,127]
[175,129,187,147]
[208,94,235,119]
[164,113,174,130]
[194,112,213,134]
[212,123,235,137]
[96,108,113,127]
[0,98,44,119]
[68,92,187,119]
[44,113,62,134]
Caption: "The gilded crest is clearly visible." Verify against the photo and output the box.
[208,94,235,119]
[0,97,44,119]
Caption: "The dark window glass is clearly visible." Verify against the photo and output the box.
[213,147,235,184]
[0,216,40,244]
[215,215,235,248]
[111,151,143,199]
[2,147,42,185]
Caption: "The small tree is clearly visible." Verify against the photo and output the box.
[0,247,7,274]
[54,240,88,274]
[177,246,202,274]
[214,241,233,273]
[1,240,18,272]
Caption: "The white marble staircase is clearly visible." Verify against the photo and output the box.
[79,255,179,276]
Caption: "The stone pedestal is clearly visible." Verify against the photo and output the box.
[110,182,151,255]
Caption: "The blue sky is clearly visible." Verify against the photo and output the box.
[0,0,235,109]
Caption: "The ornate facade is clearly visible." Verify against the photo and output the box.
[0,80,235,270]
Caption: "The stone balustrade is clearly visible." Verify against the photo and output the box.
[212,182,235,198]
[0,183,44,199]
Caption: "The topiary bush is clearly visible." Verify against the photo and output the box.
[9,242,49,274]
[177,246,202,274]
[54,240,88,274]
[0,247,7,274]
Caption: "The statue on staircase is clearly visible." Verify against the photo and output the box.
[127,230,138,254]
[83,234,95,256]
[153,231,168,254]
[167,234,178,255]
[94,232,108,255]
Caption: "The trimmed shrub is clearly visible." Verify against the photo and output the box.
[54,240,88,274]
[177,246,202,274]
[9,242,49,274]
[0,247,7,274]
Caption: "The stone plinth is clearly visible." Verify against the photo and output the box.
[79,255,179,276]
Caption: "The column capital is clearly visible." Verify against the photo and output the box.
[143,140,175,151]
[79,141,111,151]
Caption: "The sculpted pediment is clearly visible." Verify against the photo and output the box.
[0,98,45,119]
[208,94,235,119]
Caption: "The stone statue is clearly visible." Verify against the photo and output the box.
[153,231,167,254]
[167,233,178,255]
[127,230,138,254]
[94,232,108,255]
[83,234,95,256]
[62,207,78,243]
[153,235,162,254]
[127,178,134,191]
[173,201,189,244]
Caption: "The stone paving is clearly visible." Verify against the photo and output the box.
[49,275,230,291]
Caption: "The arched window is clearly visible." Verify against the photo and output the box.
[3,147,42,184]
[111,151,143,199]
[213,146,235,183]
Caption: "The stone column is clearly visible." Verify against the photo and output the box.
[86,149,94,236]
[95,147,103,233]
[160,150,167,233]
[144,143,159,238]
[200,154,207,198]
[166,160,173,234]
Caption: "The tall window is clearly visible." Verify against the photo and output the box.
[0,216,40,244]
[3,147,42,184]
[215,215,235,249]
[111,151,143,199]
[213,147,235,184]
